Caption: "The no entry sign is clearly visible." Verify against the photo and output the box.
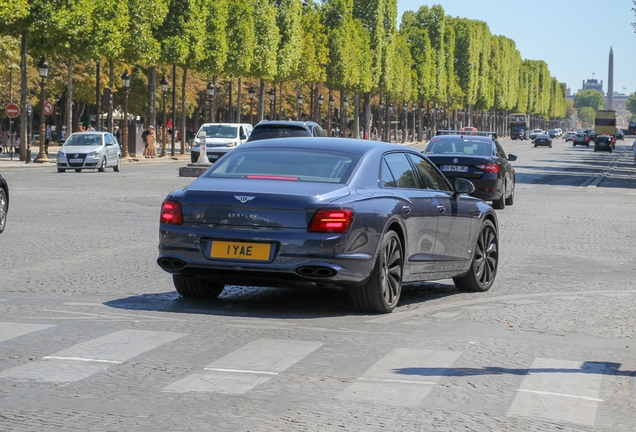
[5,103,20,118]
[44,101,54,115]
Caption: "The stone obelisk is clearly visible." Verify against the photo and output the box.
[607,47,614,110]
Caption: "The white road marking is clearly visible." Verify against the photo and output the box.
[0,322,55,343]
[507,358,606,426]
[336,348,461,407]
[0,329,185,383]
[163,339,323,394]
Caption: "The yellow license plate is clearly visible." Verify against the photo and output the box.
[210,241,271,261]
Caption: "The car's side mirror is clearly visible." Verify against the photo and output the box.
[508,154,517,161]
[453,178,475,195]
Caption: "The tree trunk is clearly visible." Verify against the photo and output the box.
[180,68,187,154]
[258,79,265,122]
[67,59,73,132]
[108,60,114,133]
[363,92,371,140]
[237,77,242,123]
[19,29,28,161]
[354,94,360,138]
[148,66,157,131]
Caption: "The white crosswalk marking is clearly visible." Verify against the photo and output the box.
[0,322,55,343]
[507,358,606,426]
[0,329,185,383]
[336,348,461,407]
[163,338,323,394]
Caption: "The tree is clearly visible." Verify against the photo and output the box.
[625,92,636,116]
[574,89,604,111]
[578,106,595,126]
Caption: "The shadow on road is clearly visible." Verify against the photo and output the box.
[103,281,462,318]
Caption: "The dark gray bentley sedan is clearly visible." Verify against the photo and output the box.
[158,138,499,313]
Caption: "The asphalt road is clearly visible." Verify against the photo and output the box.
[0,137,635,431]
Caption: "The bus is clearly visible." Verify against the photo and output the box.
[510,113,528,140]
[628,121,636,136]
[594,110,617,138]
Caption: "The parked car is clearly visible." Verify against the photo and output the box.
[157,138,500,314]
[56,132,121,173]
[190,123,253,164]
[572,132,591,147]
[423,133,516,210]
[565,131,576,142]
[594,135,613,153]
[533,134,553,148]
[0,171,8,234]
[247,120,327,142]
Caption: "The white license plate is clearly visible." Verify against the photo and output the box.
[441,165,468,172]
[209,155,219,159]
[69,158,83,163]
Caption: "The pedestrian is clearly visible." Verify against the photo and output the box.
[86,123,95,131]
[78,124,85,132]
[45,125,51,154]
[113,125,120,143]
[59,126,67,145]
[1,128,8,153]
[632,138,636,164]
[144,126,156,158]
[141,126,150,153]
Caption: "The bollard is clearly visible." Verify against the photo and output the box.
[197,131,209,164]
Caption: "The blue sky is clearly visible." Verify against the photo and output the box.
[397,0,636,96]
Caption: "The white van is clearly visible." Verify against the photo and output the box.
[190,123,253,163]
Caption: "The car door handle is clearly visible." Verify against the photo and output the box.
[470,210,481,217]
[437,205,446,213]
[402,205,411,214]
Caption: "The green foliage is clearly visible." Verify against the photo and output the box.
[248,0,278,80]
[276,0,304,82]
[625,92,636,115]
[225,0,255,77]
[124,0,168,65]
[574,89,604,111]
[157,0,209,66]
[298,3,328,85]
[578,106,596,125]
[0,0,29,27]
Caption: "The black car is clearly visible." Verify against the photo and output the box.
[423,133,517,210]
[247,120,327,142]
[0,171,8,234]
[594,135,613,153]
[548,129,559,139]
[533,134,553,148]
[616,129,624,140]
[572,132,591,147]
[157,138,499,314]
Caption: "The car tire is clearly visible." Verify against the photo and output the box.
[594,148,597,152]
[505,181,515,206]
[57,168,66,173]
[75,169,82,173]
[572,143,576,146]
[0,188,7,234]
[98,157,106,172]
[492,184,506,209]
[533,144,537,148]
[113,157,121,172]
[350,230,403,314]
[453,220,498,292]
[172,274,225,299]
[586,143,589,147]
[549,144,552,148]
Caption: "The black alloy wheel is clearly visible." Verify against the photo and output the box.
[173,274,225,299]
[453,220,498,292]
[350,230,403,314]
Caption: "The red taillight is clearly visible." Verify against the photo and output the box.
[161,200,183,225]
[309,209,353,233]
[476,163,499,173]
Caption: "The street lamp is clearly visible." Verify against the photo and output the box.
[328,94,334,136]
[206,81,215,123]
[403,101,408,143]
[296,93,304,121]
[389,102,394,142]
[159,76,168,157]
[269,87,276,119]
[248,86,256,125]
[120,71,131,159]
[317,95,324,124]
[34,56,50,163]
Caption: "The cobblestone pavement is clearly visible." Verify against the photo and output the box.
[0,137,635,431]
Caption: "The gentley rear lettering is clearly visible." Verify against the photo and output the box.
[228,244,253,256]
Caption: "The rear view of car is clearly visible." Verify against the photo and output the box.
[424,134,517,210]
[572,133,591,147]
[594,135,613,153]
[533,134,552,148]
[247,121,327,142]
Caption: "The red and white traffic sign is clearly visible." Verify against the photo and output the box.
[5,103,20,118]
[43,101,54,115]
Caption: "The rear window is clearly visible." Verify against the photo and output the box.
[425,138,492,156]
[248,125,310,141]
[204,148,360,183]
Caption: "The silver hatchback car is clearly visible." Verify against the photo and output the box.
[56,132,121,173]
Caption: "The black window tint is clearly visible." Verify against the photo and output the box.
[494,140,506,158]
[383,153,419,189]
[407,153,452,191]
